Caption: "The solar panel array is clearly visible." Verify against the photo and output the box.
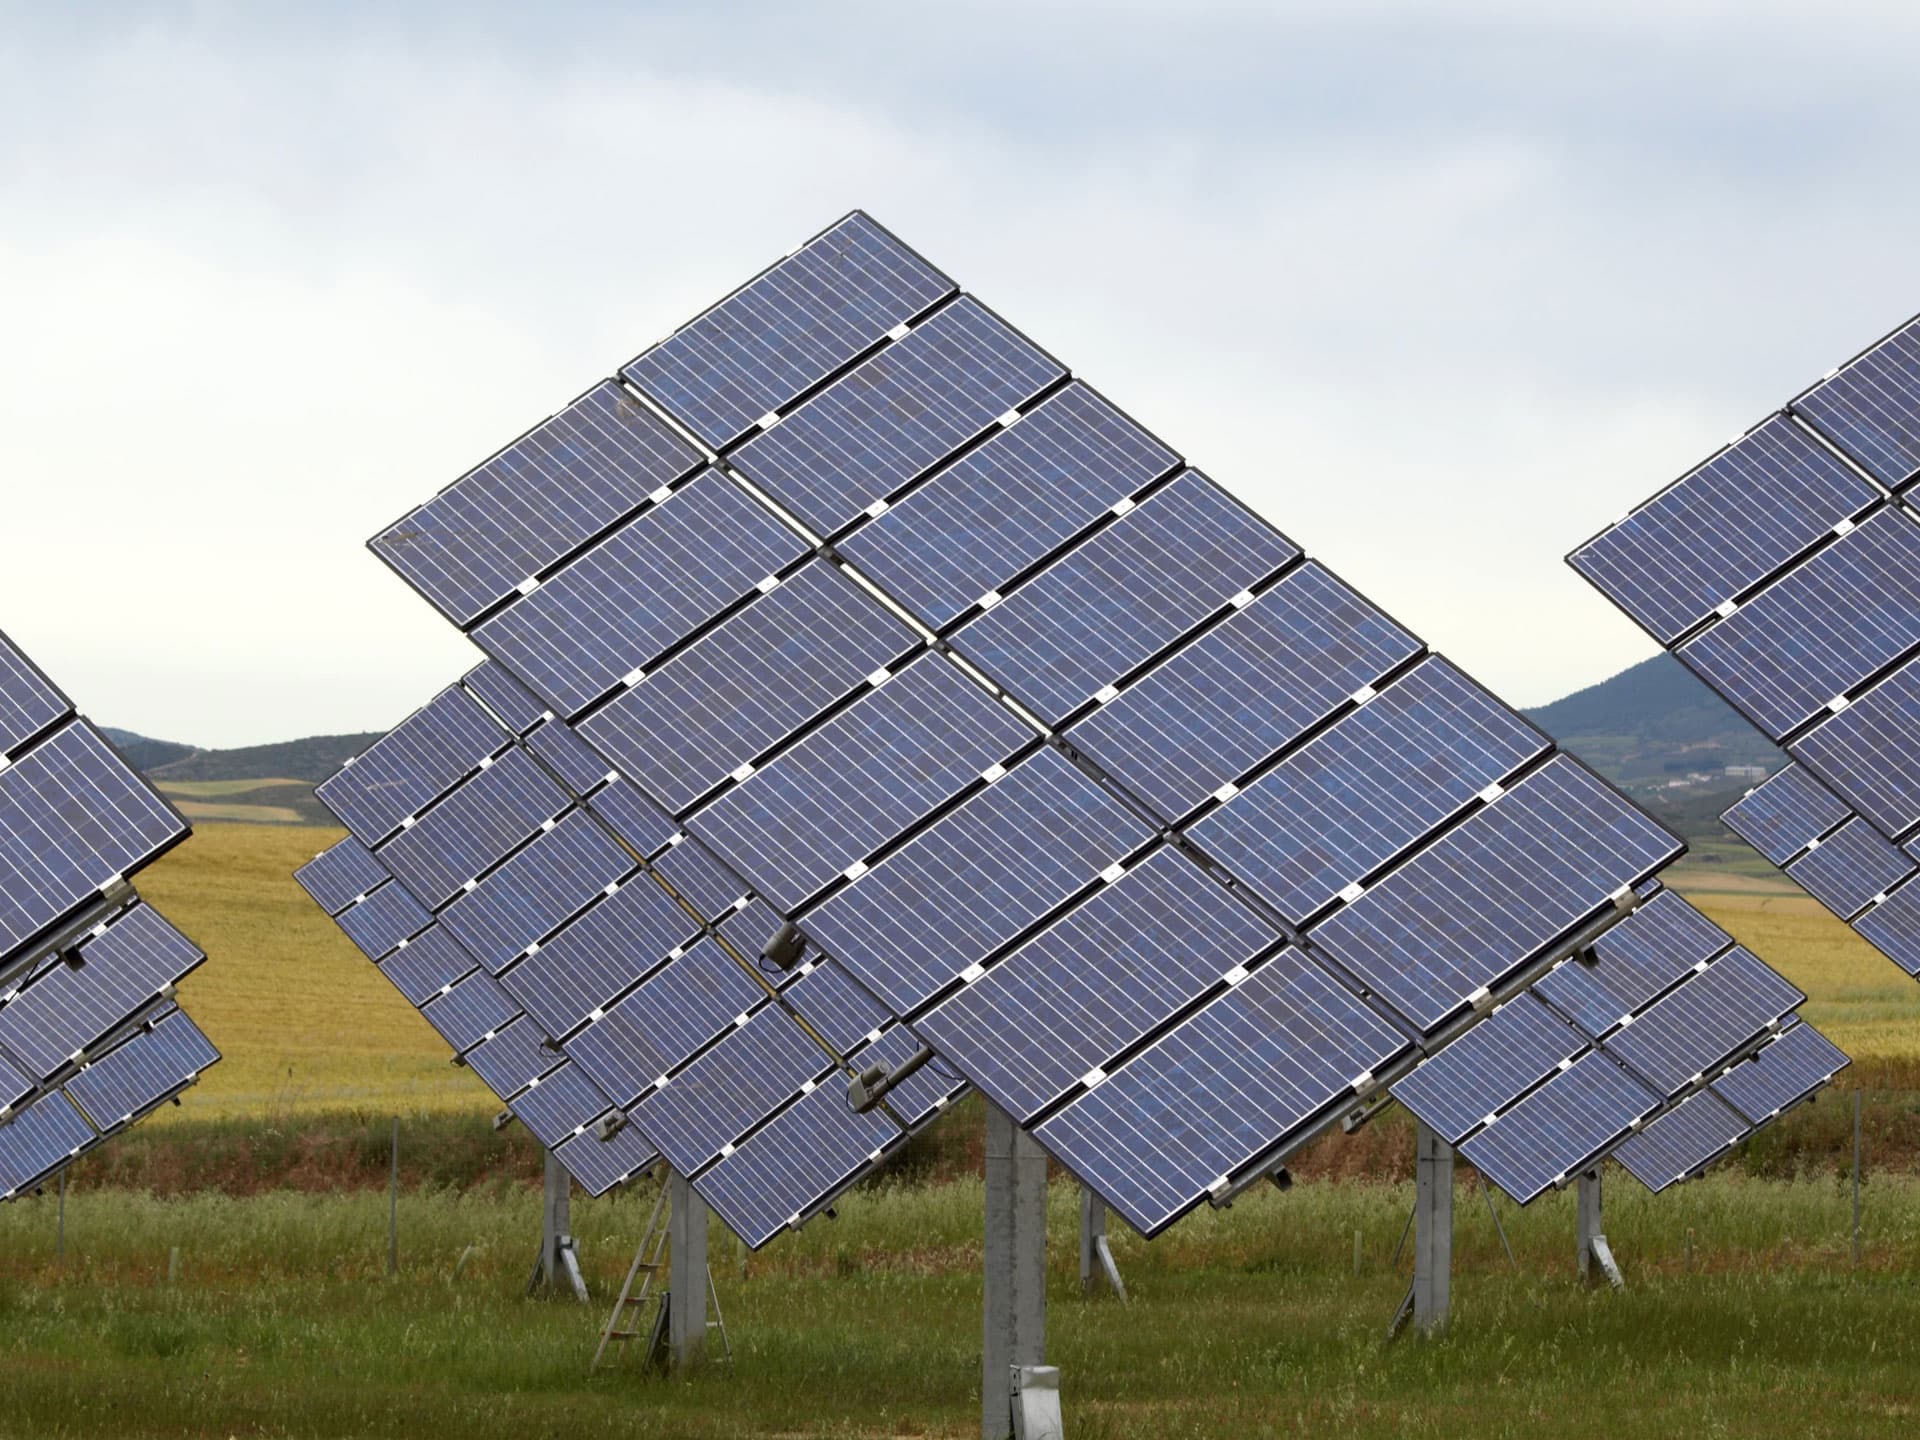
[298,659,963,1244]
[350,210,1716,1239]
[1571,308,1920,986]
[0,630,219,1199]
[1390,887,1833,1201]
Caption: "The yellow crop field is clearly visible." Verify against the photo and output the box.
[136,822,499,1121]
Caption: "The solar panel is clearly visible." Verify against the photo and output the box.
[1853,883,1920,977]
[1601,947,1801,1094]
[1789,654,1920,840]
[439,809,637,973]
[371,381,705,627]
[1676,509,1920,741]
[1785,816,1914,919]
[0,1090,95,1197]
[1533,889,1733,1034]
[523,714,614,794]
[1712,1020,1851,1122]
[1791,314,1920,489]
[0,629,70,758]
[66,1007,218,1131]
[582,776,679,860]
[578,560,919,814]
[1612,1089,1750,1193]
[948,470,1302,725]
[464,659,548,736]
[554,1113,663,1198]
[421,968,518,1052]
[292,835,387,917]
[315,686,507,846]
[652,833,750,922]
[624,211,957,451]
[335,878,432,961]
[376,923,478,1006]
[847,1023,968,1127]
[1568,415,1878,645]
[376,746,570,909]
[1187,656,1548,924]
[1389,994,1585,1146]
[1458,1050,1659,1205]
[1722,763,1851,865]
[780,957,892,1054]
[500,877,696,1038]
[507,1061,612,1148]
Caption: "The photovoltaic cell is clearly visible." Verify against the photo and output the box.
[371,381,704,627]
[377,924,477,1006]
[1785,816,1914,919]
[914,847,1280,1124]
[834,382,1180,630]
[580,561,918,813]
[439,810,637,973]
[471,469,809,719]
[1603,947,1801,1095]
[1035,948,1411,1238]
[566,939,763,1110]
[1568,415,1879,644]
[799,747,1156,1016]
[1712,1021,1850,1121]
[1189,657,1547,924]
[687,653,1034,914]
[66,1008,218,1130]
[1613,1089,1750,1193]
[634,1005,830,1175]
[293,836,387,917]
[524,716,612,794]
[1533,889,1732,1034]
[1458,1051,1659,1204]
[1389,994,1585,1145]
[730,297,1066,538]
[465,659,548,736]
[336,881,432,961]
[1721,764,1850,865]
[780,959,890,1054]
[949,470,1301,724]
[507,1060,611,1147]
[420,969,518,1052]
[583,777,679,859]
[1065,562,1424,822]
[1854,885,1920,977]
[1791,654,1920,839]
[375,747,569,909]
[315,687,506,845]
[1309,756,1681,1036]
[0,1090,94,1196]
[554,1117,662,1198]
[500,878,697,1038]
[0,1050,31,1115]
[623,211,956,451]
[1792,315,1920,489]
[0,630,69,758]
[652,835,749,923]
[463,1015,564,1098]
[1677,510,1920,739]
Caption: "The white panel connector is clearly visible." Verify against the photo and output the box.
[1467,985,1493,1010]
[462,879,478,893]
[866,668,892,688]
[1229,589,1255,609]
[1111,497,1136,517]
[1477,782,1505,804]
[1715,599,1738,618]
[960,963,986,984]
[1100,862,1127,884]
[1827,694,1851,714]
[1350,1070,1374,1093]
[843,860,869,882]
[981,762,1007,783]
[864,498,890,518]
[996,408,1021,428]
[756,574,781,594]
[648,484,674,505]
[730,762,756,783]
[1093,684,1121,705]
[734,1012,750,1028]
[755,411,781,431]
[800,1079,816,1094]
[976,590,1002,611]
[1212,782,1240,803]
[1338,881,1366,904]
[399,816,416,830]
[885,322,911,341]
[478,754,494,770]
[1834,517,1856,536]
[588,1007,604,1023]
[541,817,558,832]
[1351,685,1377,706]
[517,576,541,596]
[622,667,646,688]
[1082,1066,1107,1088]
[1223,964,1250,986]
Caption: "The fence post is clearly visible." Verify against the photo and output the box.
[1852,1090,1862,1271]
[389,1117,400,1277]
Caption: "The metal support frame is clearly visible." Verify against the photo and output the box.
[984,1103,1052,1440]
[668,1169,710,1369]
[1576,1169,1624,1290]
[1077,1185,1125,1301]
[528,1151,589,1303]
[1390,1121,1453,1339]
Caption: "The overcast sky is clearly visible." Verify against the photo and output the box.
[4,2,1918,747]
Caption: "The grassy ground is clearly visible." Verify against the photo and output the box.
[0,1174,1913,1438]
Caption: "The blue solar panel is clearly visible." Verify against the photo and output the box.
[1459,1051,1659,1205]
[293,836,387,917]
[567,938,764,1109]
[377,924,478,1006]
[1035,948,1411,1238]
[583,776,679,859]
[1189,657,1548,924]
[1065,562,1424,822]
[1792,315,1920,489]
[697,1074,900,1248]
[1604,948,1801,1095]
[1791,654,1920,839]
[913,847,1280,1124]
[800,746,1156,1016]
[634,1004,831,1175]
[1785,816,1915,919]
[1389,994,1585,1146]
[336,880,432,961]
[780,958,891,1054]
[1712,1020,1850,1121]
[1721,764,1851,865]
[524,715,612,794]
[471,469,809,719]
[0,1048,31,1115]
[729,298,1065,538]
[1678,510,1920,740]
[0,630,69,758]
[316,687,507,845]
[579,560,919,813]
[687,653,1034,914]
[464,659,548,736]
[1853,884,1920,977]
[0,722,187,961]
[1612,1089,1750,1193]
[372,382,704,627]
[1568,415,1879,645]
[67,1008,219,1130]
[465,1015,566,1098]
[0,904,202,1082]
[1309,756,1681,1036]
[500,876,697,1038]
[652,834,749,923]
[554,1115,662,1198]
[0,1090,94,1197]
[439,810,637,973]
[1533,889,1732,1034]
[623,212,957,451]
[375,747,569,909]
[949,470,1302,724]
[507,1060,611,1147]
[420,969,518,1052]
[834,382,1180,630]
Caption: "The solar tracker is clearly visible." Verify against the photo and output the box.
[1712,1019,1851,1121]
[1612,1089,1751,1193]
[365,210,1714,1239]
[1458,1051,1659,1205]
[0,630,218,1198]
[1784,817,1913,920]
[1790,315,1920,490]
[1721,763,1850,866]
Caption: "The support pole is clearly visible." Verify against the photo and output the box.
[1412,1121,1453,1335]
[387,1117,399,1277]
[56,1170,65,1262]
[984,1103,1050,1440]
[668,1169,709,1370]
[529,1151,589,1302]
[1577,1169,1624,1290]
[1077,1185,1125,1300]
[1852,1090,1862,1270]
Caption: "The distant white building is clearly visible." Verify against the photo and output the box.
[1724,764,1768,781]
